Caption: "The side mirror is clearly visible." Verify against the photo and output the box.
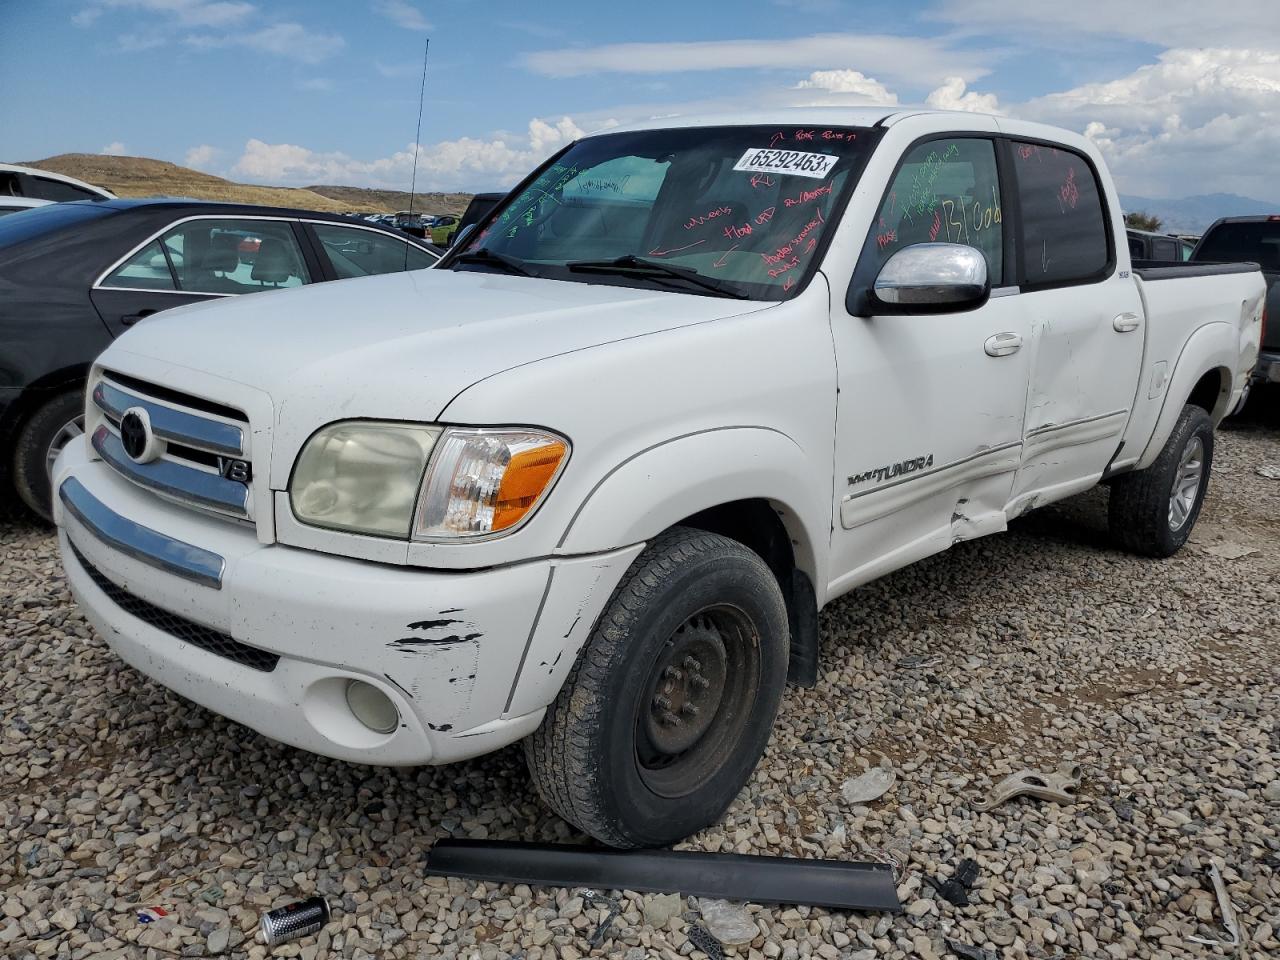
[870,243,990,314]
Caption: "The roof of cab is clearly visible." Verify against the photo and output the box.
[597,107,901,135]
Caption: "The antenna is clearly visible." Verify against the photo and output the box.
[405,36,430,270]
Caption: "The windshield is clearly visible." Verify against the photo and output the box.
[0,200,114,247]
[449,124,876,299]
[1194,221,1280,270]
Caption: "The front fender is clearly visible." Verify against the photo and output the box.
[1136,321,1237,469]
[555,426,828,589]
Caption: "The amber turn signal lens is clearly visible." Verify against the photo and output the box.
[493,440,567,530]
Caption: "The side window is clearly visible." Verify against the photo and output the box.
[23,175,102,202]
[1011,141,1109,286]
[312,224,436,278]
[158,219,310,294]
[1151,237,1178,261]
[101,240,177,290]
[868,138,1003,286]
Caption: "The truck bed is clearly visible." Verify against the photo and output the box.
[1132,260,1263,280]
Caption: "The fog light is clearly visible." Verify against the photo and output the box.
[345,680,399,735]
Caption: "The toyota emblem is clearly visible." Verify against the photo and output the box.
[119,407,162,463]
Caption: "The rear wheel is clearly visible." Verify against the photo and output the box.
[524,527,789,848]
[12,390,85,523]
[1108,404,1213,557]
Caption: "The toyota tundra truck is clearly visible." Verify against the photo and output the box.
[52,109,1265,848]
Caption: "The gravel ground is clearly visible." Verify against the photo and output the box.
[2,399,1278,960]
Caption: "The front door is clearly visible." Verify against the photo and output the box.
[1001,140,1145,514]
[828,136,1030,597]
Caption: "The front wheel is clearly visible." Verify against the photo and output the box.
[524,527,790,848]
[13,390,85,523]
[1108,404,1213,557]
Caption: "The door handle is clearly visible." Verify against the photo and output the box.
[1113,312,1141,332]
[984,332,1022,357]
[120,309,157,326]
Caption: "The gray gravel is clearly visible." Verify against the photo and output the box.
[3,400,1279,960]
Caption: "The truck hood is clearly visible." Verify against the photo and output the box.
[103,269,764,484]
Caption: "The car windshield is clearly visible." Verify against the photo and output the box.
[0,200,114,247]
[1194,221,1280,271]
[449,124,875,300]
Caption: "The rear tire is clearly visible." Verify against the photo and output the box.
[524,526,789,848]
[13,390,85,524]
[1108,404,1213,557]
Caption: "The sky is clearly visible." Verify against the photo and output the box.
[3,0,1279,202]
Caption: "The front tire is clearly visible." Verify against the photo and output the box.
[1108,404,1213,557]
[524,527,790,848]
[13,390,85,523]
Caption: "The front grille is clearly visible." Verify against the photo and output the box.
[92,373,254,524]
[71,543,279,672]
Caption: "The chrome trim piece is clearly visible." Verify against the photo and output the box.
[92,426,250,518]
[94,379,244,456]
[60,476,225,588]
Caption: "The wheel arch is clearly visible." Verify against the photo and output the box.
[1136,323,1238,470]
[557,427,829,686]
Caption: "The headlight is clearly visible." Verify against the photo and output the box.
[413,427,568,540]
[290,421,441,537]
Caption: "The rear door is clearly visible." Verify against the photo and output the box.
[91,216,313,336]
[1003,140,1145,513]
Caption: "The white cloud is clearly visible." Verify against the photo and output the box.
[794,70,897,103]
[522,33,989,86]
[74,0,255,29]
[932,0,1277,49]
[184,144,222,170]
[185,22,345,63]
[100,141,128,156]
[372,0,430,31]
[229,117,594,191]
[925,77,1000,114]
[1013,48,1280,201]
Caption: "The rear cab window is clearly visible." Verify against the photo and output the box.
[0,202,114,247]
[1193,221,1280,270]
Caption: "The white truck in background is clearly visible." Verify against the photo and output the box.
[53,109,1264,848]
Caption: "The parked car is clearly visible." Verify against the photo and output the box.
[0,162,116,202]
[1126,228,1193,262]
[1191,216,1280,391]
[52,110,1264,848]
[0,197,54,217]
[1,198,440,520]
[451,192,506,247]
[429,214,460,246]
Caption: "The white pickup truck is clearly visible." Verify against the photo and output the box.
[53,109,1264,848]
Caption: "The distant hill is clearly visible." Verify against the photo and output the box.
[306,184,472,217]
[17,154,472,215]
[1119,192,1278,236]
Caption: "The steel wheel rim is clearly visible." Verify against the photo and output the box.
[634,604,761,799]
[45,415,85,480]
[1168,435,1204,532]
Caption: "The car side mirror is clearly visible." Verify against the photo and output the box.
[869,243,990,315]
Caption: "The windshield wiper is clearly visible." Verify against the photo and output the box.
[566,255,750,299]
[451,248,536,277]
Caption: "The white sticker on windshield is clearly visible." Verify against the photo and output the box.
[733,147,839,180]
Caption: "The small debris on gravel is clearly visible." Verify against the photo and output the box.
[2,410,1279,959]
[840,764,897,804]
[696,898,758,945]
